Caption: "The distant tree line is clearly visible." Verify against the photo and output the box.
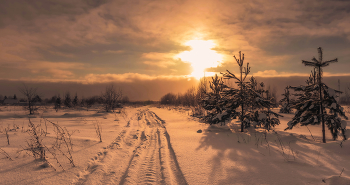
[0,84,130,114]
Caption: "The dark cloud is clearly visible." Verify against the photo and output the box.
[0,0,110,27]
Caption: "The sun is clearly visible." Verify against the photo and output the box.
[175,40,223,79]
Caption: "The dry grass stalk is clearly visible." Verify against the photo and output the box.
[43,118,75,167]
[0,147,13,161]
[26,118,45,160]
[5,128,9,145]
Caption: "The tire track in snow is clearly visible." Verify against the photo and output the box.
[74,110,144,185]
[73,109,187,185]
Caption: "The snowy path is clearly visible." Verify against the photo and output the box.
[74,108,187,185]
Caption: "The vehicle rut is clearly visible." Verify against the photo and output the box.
[74,109,187,185]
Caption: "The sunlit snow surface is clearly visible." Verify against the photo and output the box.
[0,105,349,185]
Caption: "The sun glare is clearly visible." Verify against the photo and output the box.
[175,40,223,79]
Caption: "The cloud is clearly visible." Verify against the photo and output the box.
[252,70,350,77]
[0,72,192,84]
[253,70,311,77]
[0,0,349,81]
[141,52,178,68]
[104,50,125,54]
[82,73,190,84]
[48,51,77,58]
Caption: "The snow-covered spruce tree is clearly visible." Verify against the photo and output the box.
[279,86,292,113]
[285,47,348,142]
[64,92,72,108]
[248,82,282,131]
[55,95,61,112]
[72,93,79,107]
[306,68,317,85]
[202,74,232,124]
[221,51,282,131]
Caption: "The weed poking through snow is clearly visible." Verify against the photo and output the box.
[94,120,102,142]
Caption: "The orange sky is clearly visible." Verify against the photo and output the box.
[1,0,350,99]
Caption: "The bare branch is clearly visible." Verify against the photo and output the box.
[302,60,317,67]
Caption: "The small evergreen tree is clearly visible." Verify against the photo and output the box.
[72,93,79,107]
[220,51,281,131]
[279,86,292,113]
[285,47,348,142]
[64,92,72,108]
[55,95,61,111]
[202,74,231,124]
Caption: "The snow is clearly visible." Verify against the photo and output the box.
[341,120,347,129]
[259,113,267,119]
[328,88,336,97]
[213,111,228,121]
[1,105,350,185]
[331,103,337,109]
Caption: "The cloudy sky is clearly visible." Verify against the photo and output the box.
[1,0,350,99]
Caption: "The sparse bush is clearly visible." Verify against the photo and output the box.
[43,118,75,168]
[160,93,177,105]
[25,119,45,160]
[19,84,39,115]
[102,85,122,112]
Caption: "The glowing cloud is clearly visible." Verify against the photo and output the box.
[175,40,223,79]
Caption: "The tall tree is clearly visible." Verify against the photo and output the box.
[286,47,348,143]
[221,51,281,131]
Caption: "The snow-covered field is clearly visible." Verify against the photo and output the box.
[0,105,350,185]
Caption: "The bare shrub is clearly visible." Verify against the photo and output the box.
[160,93,176,105]
[43,118,75,167]
[21,118,76,170]
[102,84,122,112]
[19,84,39,115]
[25,118,45,160]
